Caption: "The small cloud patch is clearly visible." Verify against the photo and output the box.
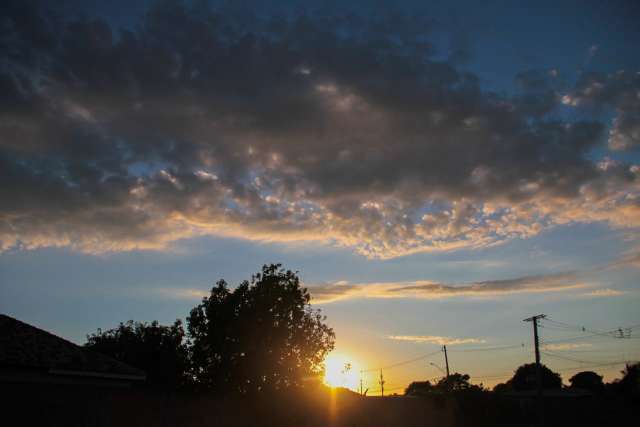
[581,288,625,298]
[388,335,486,345]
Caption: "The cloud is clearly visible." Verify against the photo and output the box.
[563,71,640,150]
[388,335,485,345]
[308,272,586,303]
[580,288,625,298]
[542,343,592,351]
[305,252,630,303]
[605,251,640,270]
[156,288,209,300]
[1,1,639,258]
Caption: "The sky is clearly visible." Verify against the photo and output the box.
[1,0,640,394]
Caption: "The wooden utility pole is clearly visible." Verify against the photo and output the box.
[524,314,546,427]
[443,345,450,378]
[359,370,363,395]
[379,369,385,397]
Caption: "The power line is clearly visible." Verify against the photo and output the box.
[554,360,633,372]
[368,385,406,394]
[361,349,442,373]
[470,373,513,380]
[545,319,640,332]
[540,332,617,344]
[542,349,640,366]
[542,317,640,339]
[541,350,610,365]
[539,324,583,332]
[541,331,640,345]
[541,347,637,354]
[448,343,526,352]
[361,343,529,373]
[355,316,640,398]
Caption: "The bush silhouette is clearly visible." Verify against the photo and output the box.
[569,371,604,394]
[609,362,640,398]
[435,372,482,392]
[187,264,335,393]
[85,319,188,389]
[493,363,562,392]
[405,373,483,396]
[509,363,562,391]
[405,380,434,396]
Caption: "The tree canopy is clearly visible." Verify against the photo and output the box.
[610,362,640,397]
[435,372,481,392]
[405,380,434,396]
[569,371,604,394]
[508,363,562,391]
[186,264,335,393]
[405,373,483,396]
[85,319,188,389]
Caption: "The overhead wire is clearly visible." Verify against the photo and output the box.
[540,347,636,354]
[361,342,530,373]
[448,343,527,352]
[356,318,640,394]
[555,360,632,372]
[470,373,513,380]
[539,331,634,345]
[367,385,406,394]
[542,317,640,339]
[542,350,608,365]
[361,349,442,373]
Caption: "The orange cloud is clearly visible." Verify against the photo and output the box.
[308,272,587,303]
[387,335,486,345]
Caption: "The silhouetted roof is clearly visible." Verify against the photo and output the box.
[0,314,145,380]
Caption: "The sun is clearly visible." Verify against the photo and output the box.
[323,353,360,391]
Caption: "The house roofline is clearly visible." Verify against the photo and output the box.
[49,368,146,381]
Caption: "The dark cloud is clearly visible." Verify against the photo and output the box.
[307,272,586,303]
[0,0,639,257]
[563,70,640,150]
[513,69,563,117]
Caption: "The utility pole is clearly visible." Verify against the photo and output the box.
[524,314,546,427]
[443,345,450,379]
[379,369,385,397]
[360,370,363,395]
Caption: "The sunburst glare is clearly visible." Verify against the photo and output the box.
[323,353,360,391]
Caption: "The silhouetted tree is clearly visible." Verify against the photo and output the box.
[405,380,434,396]
[509,363,562,391]
[492,382,511,393]
[187,264,335,393]
[85,319,188,389]
[609,362,640,398]
[569,371,604,394]
[436,373,483,392]
[406,374,484,396]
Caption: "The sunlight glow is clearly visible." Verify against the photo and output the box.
[323,353,360,391]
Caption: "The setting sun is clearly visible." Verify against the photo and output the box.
[323,353,360,391]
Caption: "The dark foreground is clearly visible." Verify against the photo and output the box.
[3,384,637,427]
[4,385,454,427]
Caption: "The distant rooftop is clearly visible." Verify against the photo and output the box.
[0,314,145,381]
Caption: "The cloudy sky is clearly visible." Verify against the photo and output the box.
[1,0,640,392]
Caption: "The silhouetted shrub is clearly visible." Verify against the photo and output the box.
[405,380,434,396]
[509,363,562,391]
[569,371,604,394]
[86,319,189,389]
[187,264,335,393]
